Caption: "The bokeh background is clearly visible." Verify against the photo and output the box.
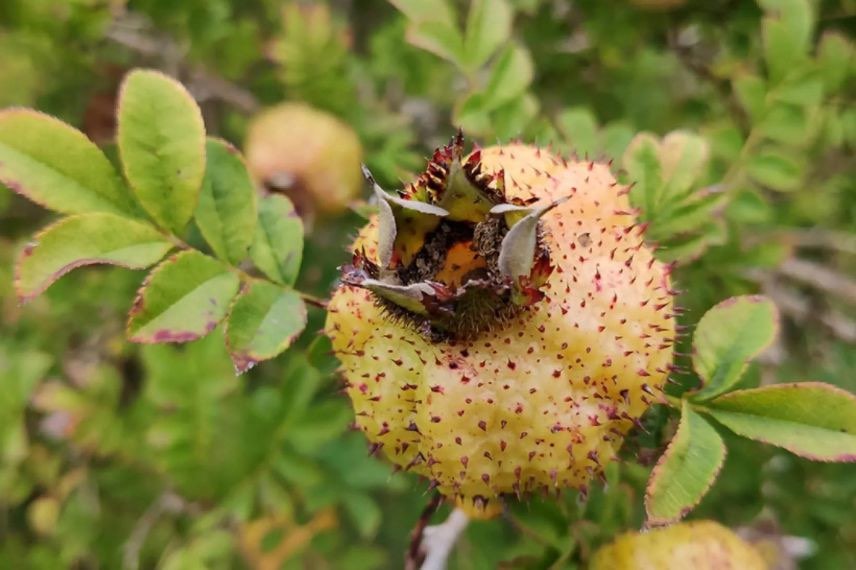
[0,1,853,568]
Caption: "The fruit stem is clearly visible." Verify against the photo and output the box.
[298,291,328,309]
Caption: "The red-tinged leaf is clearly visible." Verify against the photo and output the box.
[225,281,307,374]
[692,295,779,401]
[645,400,726,525]
[705,382,856,462]
[249,195,304,286]
[194,138,257,264]
[127,250,240,343]
[15,213,173,301]
[0,109,138,215]
[117,69,206,234]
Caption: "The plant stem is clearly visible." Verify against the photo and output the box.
[665,394,684,409]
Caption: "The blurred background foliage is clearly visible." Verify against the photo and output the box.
[0,0,853,568]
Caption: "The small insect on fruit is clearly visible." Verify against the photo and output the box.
[325,133,675,517]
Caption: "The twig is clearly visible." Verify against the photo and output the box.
[745,269,856,344]
[747,228,856,256]
[122,491,186,570]
[405,493,443,569]
[105,13,260,113]
[778,258,856,306]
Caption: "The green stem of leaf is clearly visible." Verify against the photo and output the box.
[665,394,684,409]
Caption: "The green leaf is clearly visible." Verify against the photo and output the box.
[462,0,512,72]
[658,131,710,199]
[759,103,808,145]
[817,32,853,93]
[15,213,172,301]
[118,69,206,234]
[250,195,304,286]
[492,93,539,140]
[645,402,726,525]
[0,109,137,215]
[691,295,779,401]
[650,191,725,239]
[623,133,662,216]
[342,493,382,539]
[732,74,767,121]
[773,71,824,107]
[600,122,635,160]
[389,0,456,27]
[746,149,804,191]
[481,43,534,109]
[225,281,307,374]
[127,250,240,343]
[705,382,856,462]
[404,21,464,67]
[195,138,257,265]
[760,0,814,83]
[454,93,492,135]
[556,107,598,157]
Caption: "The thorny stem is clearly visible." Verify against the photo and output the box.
[406,493,443,569]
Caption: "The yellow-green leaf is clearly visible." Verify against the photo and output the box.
[462,0,512,72]
[118,69,206,234]
[705,382,856,462]
[645,402,726,525]
[692,295,779,401]
[0,109,137,215]
[225,281,307,374]
[15,213,172,301]
[250,195,304,286]
[195,138,257,265]
[127,250,239,343]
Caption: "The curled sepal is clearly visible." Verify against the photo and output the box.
[341,262,450,315]
[489,202,532,227]
[361,279,448,316]
[362,165,448,268]
[496,196,569,279]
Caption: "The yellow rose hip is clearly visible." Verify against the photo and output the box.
[325,135,675,517]
[591,521,768,570]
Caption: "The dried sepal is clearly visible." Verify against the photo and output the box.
[348,135,566,340]
[497,196,569,279]
[362,165,448,268]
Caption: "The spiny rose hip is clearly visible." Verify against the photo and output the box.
[590,521,768,570]
[325,134,675,517]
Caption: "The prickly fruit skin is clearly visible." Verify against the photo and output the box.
[325,142,675,517]
[591,521,768,570]
[244,102,362,216]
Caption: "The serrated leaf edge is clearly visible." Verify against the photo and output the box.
[126,250,237,344]
[223,280,308,375]
[645,402,727,526]
[14,214,173,302]
[0,108,136,216]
